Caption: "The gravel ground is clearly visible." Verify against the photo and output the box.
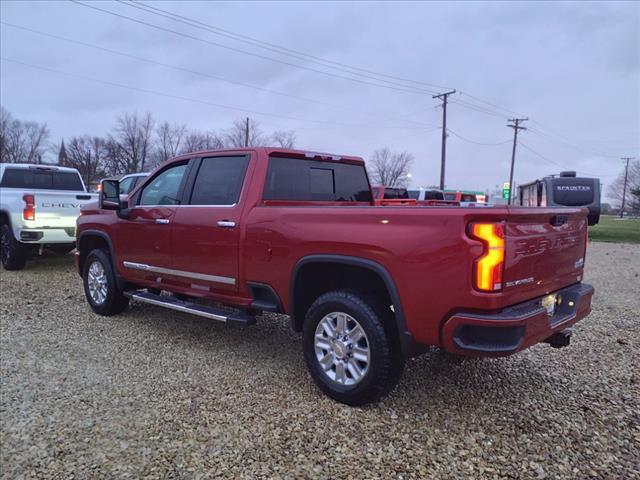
[1,242,639,479]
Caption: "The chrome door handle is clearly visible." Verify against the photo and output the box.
[217,220,236,228]
[155,218,170,224]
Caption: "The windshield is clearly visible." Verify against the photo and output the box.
[0,168,85,191]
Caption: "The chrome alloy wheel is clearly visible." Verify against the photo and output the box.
[314,312,370,386]
[87,260,108,305]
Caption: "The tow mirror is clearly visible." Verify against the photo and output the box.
[100,180,121,210]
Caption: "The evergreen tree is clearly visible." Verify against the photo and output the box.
[58,139,68,166]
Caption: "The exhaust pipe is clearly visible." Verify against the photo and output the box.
[545,328,573,348]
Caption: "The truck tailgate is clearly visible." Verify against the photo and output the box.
[503,207,587,298]
[31,191,96,226]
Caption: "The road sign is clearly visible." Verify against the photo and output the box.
[502,182,510,199]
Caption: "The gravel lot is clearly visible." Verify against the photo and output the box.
[1,242,639,479]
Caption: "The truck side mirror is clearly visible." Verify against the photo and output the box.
[100,180,121,210]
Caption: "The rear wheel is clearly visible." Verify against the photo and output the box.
[302,290,404,406]
[1,223,27,271]
[83,248,129,315]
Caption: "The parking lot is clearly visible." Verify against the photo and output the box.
[1,242,638,479]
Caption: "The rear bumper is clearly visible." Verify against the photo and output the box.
[19,227,76,244]
[441,283,594,356]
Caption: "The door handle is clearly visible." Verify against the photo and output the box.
[155,218,170,224]
[217,220,236,228]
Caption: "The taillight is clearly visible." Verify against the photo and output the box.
[469,222,505,292]
[23,194,35,221]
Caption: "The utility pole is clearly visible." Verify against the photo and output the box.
[432,89,456,190]
[506,118,528,205]
[244,117,250,147]
[620,157,634,218]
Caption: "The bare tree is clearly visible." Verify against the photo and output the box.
[66,136,107,186]
[224,118,265,148]
[111,112,155,173]
[0,106,50,163]
[608,159,640,213]
[368,148,414,188]
[181,130,224,153]
[271,130,296,148]
[152,121,187,167]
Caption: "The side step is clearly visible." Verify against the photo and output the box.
[125,290,256,326]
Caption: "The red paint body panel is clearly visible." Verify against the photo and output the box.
[77,148,594,355]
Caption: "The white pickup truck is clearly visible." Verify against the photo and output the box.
[0,163,97,270]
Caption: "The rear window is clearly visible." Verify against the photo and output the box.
[0,168,84,191]
[383,188,408,199]
[407,190,419,199]
[263,157,372,202]
[461,194,477,202]
[424,190,444,200]
[444,193,456,201]
[551,179,595,206]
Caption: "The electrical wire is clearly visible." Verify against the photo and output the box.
[518,142,616,178]
[120,0,454,92]
[0,57,434,130]
[0,21,434,129]
[69,0,438,96]
[447,129,511,146]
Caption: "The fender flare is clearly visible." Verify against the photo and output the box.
[77,230,124,289]
[290,254,420,357]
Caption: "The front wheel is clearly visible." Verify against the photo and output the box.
[83,248,129,315]
[1,224,27,271]
[302,291,404,406]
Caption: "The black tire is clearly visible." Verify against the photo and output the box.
[302,290,404,406]
[82,248,129,315]
[1,223,28,271]
[48,243,76,255]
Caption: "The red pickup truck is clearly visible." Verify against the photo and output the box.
[76,148,594,405]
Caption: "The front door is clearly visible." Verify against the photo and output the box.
[116,161,189,285]
[170,155,251,295]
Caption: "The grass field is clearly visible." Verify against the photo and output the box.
[589,215,640,244]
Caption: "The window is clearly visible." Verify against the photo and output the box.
[383,188,408,199]
[263,157,372,202]
[139,163,187,206]
[1,168,84,191]
[424,190,444,200]
[407,190,419,200]
[189,156,250,205]
[444,193,456,201]
[119,176,136,195]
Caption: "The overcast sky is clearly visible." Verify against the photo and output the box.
[1,0,638,196]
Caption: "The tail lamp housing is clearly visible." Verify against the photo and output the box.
[23,194,35,221]
[469,222,505,292]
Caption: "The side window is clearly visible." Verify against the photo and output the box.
[190,156,250,205]
[119,176,135,195]
[263,157,372,202]
[139,163,187,206]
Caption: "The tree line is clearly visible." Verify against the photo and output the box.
[0,106,295,186]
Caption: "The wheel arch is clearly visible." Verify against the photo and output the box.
[77,230,123,288]
[290,254,418,356]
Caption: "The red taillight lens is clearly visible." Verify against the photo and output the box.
[23,194,35,221]
[469,222,505,292]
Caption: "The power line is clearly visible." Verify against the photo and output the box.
[446,129,511,146]
[528,125,621,159]
[0,21,432,130]
[120,0,453,92]
[518,142,616,178]
[0,57,433,130]
[69,0,438,96]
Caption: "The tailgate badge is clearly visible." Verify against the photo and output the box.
[574,257,584,269]
[505,276,534,288]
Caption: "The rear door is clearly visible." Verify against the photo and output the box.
[502,207,588,298]
[170,155,251,294]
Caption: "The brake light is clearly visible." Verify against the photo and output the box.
[469,222,505,292]
[23,194,35,221]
